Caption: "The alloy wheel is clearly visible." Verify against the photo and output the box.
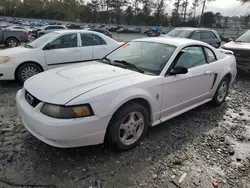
[118,111,145,146]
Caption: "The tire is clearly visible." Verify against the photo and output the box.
[106,102,149,151]
[16,63,43,84]
[6,38,19,48]
[211,77,230,106]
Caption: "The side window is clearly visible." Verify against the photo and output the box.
[175,46,207,69]
[204,47,217,63]
[191,32,201,40]
[49,34,78,49]
[210,31,218,39]
[81,34,106,46]
[201,31,216,39]
[56,26,64,29]
[45,26,52,30]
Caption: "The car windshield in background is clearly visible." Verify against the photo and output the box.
[234,30,250,43]
[166,29,193,38]
[27,32,59,48]
[105,41,176,75]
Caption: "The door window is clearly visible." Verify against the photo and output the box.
[81,34,106,46]
[174,46,207,69]
[191,32,201,40]
[204,47,217,63]
[45,26,53,30]
[201,31,217,40]
[49,34,78,49]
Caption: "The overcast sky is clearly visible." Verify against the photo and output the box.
[166,0,250,16]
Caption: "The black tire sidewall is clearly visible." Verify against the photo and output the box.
[6,38,19,47]
[212,77,230,105]
[106,102,149,151]
[17,63,42,84]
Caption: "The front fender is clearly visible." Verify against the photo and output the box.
[108,88,155,116]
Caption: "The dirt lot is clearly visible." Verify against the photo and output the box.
[0,72,250,188]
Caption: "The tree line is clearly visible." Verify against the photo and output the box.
[0,0,249,27]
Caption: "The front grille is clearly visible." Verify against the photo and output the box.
[25,90,41,108]
[223,47,250,64]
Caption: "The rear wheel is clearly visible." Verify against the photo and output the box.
[106,102,149,151]
[6,38,19,47]
[212,77,230,106]
[16,63,43,84]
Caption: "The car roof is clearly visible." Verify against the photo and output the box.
[133,37,206,47]
[55,30,104,34]
[173,27,216,32]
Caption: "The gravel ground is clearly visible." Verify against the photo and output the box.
[0,72,250,188]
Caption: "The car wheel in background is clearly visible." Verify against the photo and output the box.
[16,63,43,84]
[106,102,149,151]
[212,76,230,106]
[6,38,19,47]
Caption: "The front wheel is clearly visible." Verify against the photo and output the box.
[106,102,149,151]
[16,63,43,84]
[212,77,230,106]
[6,38,19,48]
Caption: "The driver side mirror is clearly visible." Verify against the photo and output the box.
[169,66,188,75]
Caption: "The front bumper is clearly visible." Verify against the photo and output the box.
[0,63,16,80]
[16,89,111,148]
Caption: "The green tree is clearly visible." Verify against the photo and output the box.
[125,5,133,24]
[201,11,215,27]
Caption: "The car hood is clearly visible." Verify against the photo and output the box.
[0,46,31,56]
[222,41,250,50]
[24,61,140,105]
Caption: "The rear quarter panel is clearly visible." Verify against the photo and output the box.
[3,31,28,43]
[211,52,237,94]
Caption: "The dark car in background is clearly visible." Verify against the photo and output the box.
[117,28,131,33]
[0,25,29,47]
[130,27,141,33]
[163,27,222,48]
[67,24,81,29]
[221,30,250,73]
[108,26,123,32]
[89,28,113,38]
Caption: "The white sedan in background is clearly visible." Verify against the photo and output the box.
[16,37,237,151]
[0,30,121,83]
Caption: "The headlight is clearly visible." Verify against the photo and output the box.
[0,57,10,64]
[41,103,94,119]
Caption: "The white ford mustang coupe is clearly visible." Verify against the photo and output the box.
[16,37,237,151]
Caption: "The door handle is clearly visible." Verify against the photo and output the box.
[72,49,80,52]
[204,71,211,75]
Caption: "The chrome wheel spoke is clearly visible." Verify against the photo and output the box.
[119,111,145,146]
[217,81,228,102]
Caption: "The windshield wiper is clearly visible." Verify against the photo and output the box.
[114,60,144,73]
[99,57,112,64]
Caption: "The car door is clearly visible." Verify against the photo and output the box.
[44,33,82,69]
[160,46,215,121]
[200,31,220,48]
[80,33,109,60]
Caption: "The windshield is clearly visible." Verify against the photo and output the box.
[105,41,176,75]
[234,30,250,43]
[166,29,193,38]
[27,32,59,48]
